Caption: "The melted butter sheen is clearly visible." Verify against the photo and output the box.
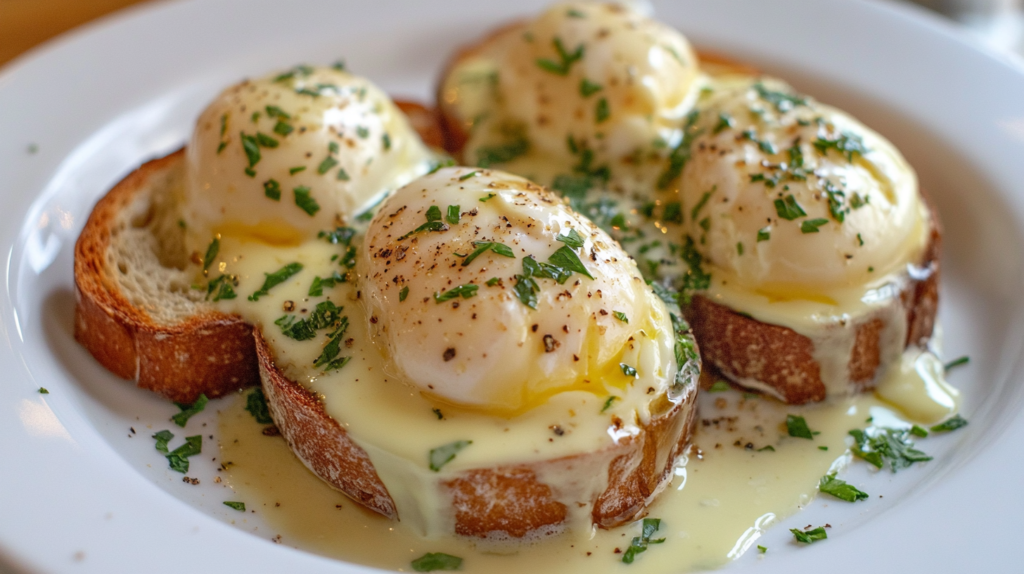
[219,389,909,572]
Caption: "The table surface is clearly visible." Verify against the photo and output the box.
[2,0,1021,70]
[0,0,153,68]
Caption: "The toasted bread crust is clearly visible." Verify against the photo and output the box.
[73,150,259,404]
[685,211,941,404]
[254,329,697,537]
[255,329,398,519]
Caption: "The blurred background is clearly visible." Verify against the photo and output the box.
[1,0,1022,67]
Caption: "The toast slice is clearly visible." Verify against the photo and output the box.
[74,149,259,404]
[686,217,941,404]
[256,328,698,536]
[73,101,443,404]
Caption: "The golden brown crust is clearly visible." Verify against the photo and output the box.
[255,329,698,537]
[394,100,445,150]
[685,295,826,404]
[685,207,941,404]
[255,329,398,519]
[73,150,259,404]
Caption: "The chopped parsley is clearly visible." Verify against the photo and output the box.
[753,82,808,113]
[462,241,515,267]
[662,202,683,224]
[773,194,806,220]
[427,157,457,174]
[613,311,628,323]
[786,414,816,439]
[245,388,273,424]
[152,430,173,454]
[411,552,463,572]
[690,187,714,222]
[38,387,49,394]
[800,218,829,233]
[205,274,237,302]
[166,435,202,473]
[223,501,246,511]
[476,138,529,167]
[202,237,220,271]
[313,316,351,371]
[943,356,969,372]
[265,105,289,119]
[434,284,479,303]
[319,226,356,245]
[814,131,868,161]
[458,170,478,181]
[382,133,391,151]
[547,245,594,280]
[294,186,320,216]
[276,300,343,341]
[910,425,929,437]
[308,271,346,296]
[556,228,585,248]
[580,78,602,97]
[790,526,827,544]
[930,415,968,433]
[249,262,303,301]
[713,112,734,134]
[273,121,294,136]
[317,156,339,175]
[400,205,449,239]
[485,277,500,286]
[601,396,619,413]
[255,132,278,148]
[658,110,701,189]
[263,179,281,201]
[512,273,540,309]
[757,227,771,242]
[849,427,932,472]
[289,166,306,175]
[620,363,638,378]
[336,167,350,181]
[595,97,610,123]
[239,132,261,169]
[399,286,410,302]
[818,473,868,502]
[707,380,730,392]
[622,518,666,564]
[429,440,472,471]
[171,394,208,427]
[535,37,584,76]
[678,236,711,297]
[355,126,369,139]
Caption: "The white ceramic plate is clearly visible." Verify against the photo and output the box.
[2,0,1024,572]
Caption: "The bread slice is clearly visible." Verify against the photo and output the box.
[256,328,698,536]
[686,217,941,404]
[74,150,259,404]
[73,101,445,405]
